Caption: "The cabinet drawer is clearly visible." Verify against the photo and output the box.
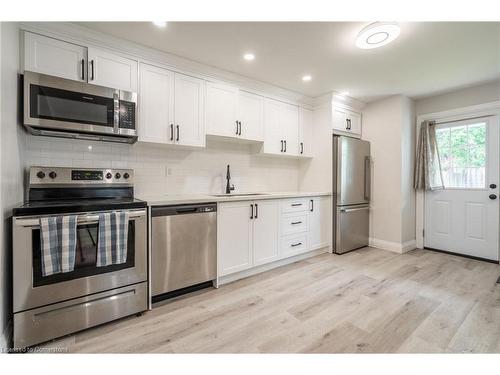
[281,198,309,214]
[281,213,308,236]
[281,234,308,256]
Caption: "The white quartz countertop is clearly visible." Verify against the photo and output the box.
[138,191,332,206]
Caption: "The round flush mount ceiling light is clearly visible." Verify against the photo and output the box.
[152,21,167,28]
[243,53,255,61]
[302,75,312,82]
[355,22,400,49]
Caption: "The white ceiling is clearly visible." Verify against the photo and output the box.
[79,22,500,103]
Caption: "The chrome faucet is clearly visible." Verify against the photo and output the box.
[225,164,235,194]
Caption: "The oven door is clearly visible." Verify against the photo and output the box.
[23,71,118,136]
[13,209,147,313]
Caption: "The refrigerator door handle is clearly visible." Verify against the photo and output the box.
[364,156,371,201]
[340,206,370,213]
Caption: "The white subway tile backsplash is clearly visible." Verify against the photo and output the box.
[24,135,300,196]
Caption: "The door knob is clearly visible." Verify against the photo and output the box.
[490,184,497,189]
[489,194,497,200]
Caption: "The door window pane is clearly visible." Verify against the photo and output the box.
[435,122,487,189]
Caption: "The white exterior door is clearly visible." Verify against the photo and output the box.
[138,64,174,143]
[206,82,238,138]
[87,47,138,92]
[174,73,205,147]
[425,116,500,261]
[252,200,280,266]
[24,32,87,82]
[237,91,264,142]
[217,202,253,276]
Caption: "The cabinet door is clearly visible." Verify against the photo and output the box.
[308,197,331,250]
[263,98,284,154]
[24,32,87,82]
[138,64,174,143]
[237,91,264,141]
[87,47,138,92]
[347,111,362,136]
[299,107,313,157]
[206,82,239,138]
[332,107,348,132]
[218,202,253,276]
[281,103,299,155]
[174,73,205,147]
[252,200,280,266]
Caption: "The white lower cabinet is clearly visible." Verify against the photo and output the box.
[218,196,331,278]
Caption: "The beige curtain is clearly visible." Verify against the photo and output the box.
[414,120,444,190]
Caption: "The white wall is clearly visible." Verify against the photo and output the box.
[0,22,25,349]
[25,136,301,198]
[362,95,416,252]
[415,79,500,115]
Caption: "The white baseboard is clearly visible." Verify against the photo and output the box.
[369,238,417,254]
[218,247,329,286]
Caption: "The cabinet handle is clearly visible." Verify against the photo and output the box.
[176,125,180,141]
[235,120,239,135]
[255,204,258,219]
[250,204,254,219]
[81,59,85,81]
[90,60,94,81]
[291,221,302,225]
[291,203,302,207]
[300,142,304,154]
[284,140,287,152]
[291,242,302,247]
[238,121,242,136]
[346,118,351,130]
[281,140,284,152]
[310,199,314,212]
[170,124,174,141]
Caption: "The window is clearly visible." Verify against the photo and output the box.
[435,122,487,189]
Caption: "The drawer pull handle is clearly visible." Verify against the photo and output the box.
[291,221,302,225]
[291,242,302,247]
[291,203,302,207]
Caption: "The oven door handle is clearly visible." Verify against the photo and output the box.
[14,209,147,227]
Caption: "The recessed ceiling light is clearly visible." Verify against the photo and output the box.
[243,53,255,61]
[152,21,167,28]
[355,22,400,49]
[302,75,312,82]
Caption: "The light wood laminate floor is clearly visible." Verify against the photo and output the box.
[45,247,500,353]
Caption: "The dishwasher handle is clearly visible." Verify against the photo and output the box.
[151,203,217,217]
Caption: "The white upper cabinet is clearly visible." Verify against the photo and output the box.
[299,107,313,157]
[138,64,205,147]
[24,32,138,92]
[138,63,174,144]
[332,105,362,138]
[206,82,239,138]
[87,47,138,92]
[206,82,264,142]
[263,98,300,156]
[173,73,205,147]
[24,32,87,82]
[237,91,264,142]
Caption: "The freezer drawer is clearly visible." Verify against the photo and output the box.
[151,204,217,296]
[334,205,369,254]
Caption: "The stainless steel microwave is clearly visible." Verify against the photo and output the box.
[23,71,137,144]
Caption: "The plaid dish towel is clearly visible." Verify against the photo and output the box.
[97,211,129,267]
[39,216,78,276]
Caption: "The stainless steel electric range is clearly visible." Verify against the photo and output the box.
[12,166,148,348]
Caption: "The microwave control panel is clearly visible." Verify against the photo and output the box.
[119,100,136,130]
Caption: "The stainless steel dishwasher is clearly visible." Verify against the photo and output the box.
[151,203,217,302]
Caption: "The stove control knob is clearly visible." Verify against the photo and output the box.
[123,172,130,179]
[105,172,113,179]
[49,171,57,179]
[115,172,121,179]
[36,171,46,179]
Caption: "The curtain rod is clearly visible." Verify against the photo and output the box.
[431,114,495,126]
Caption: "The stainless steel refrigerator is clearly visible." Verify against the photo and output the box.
[332,135,371,254]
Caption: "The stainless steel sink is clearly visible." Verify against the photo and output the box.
[211,193,268,197]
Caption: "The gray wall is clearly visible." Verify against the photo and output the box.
[0,22,25,349]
